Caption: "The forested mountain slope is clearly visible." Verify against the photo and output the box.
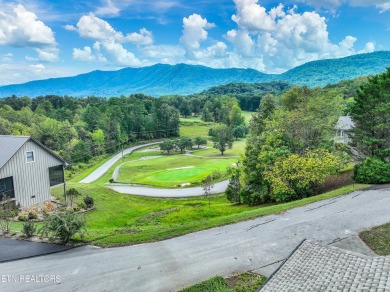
[0,51,389,97]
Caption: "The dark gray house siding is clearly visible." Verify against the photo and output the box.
[0,137,65,207]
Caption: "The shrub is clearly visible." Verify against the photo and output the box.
[73,205,82,212]
[354,157,390,184]
[66,188,81,207]
[109,178,114,183]
[264,149,341,203]
[210,170,223,180]
[0,196,19,233]
[40,210,86,243]
[18,215,28,222]
[83,196,94,209]
[22,221,37,238]
[28,212,38,220]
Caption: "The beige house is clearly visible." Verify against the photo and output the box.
[0,135,66,207]
[334,116,354,145]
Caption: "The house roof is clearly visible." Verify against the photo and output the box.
[259,240,390,291]
[335,116,354,130]
[0,135,66,170]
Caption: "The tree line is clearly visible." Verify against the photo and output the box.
[0,94,180,164]
[225,70,389,205]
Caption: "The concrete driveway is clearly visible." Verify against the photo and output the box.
[110,180,229,197]
[0,186,389,292]
[0,238,72,263]
[79,142,160,183]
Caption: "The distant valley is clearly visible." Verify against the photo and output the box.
[0,51,390,97]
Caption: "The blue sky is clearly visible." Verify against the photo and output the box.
[0,0,389,85]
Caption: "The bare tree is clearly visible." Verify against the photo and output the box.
[203,175,214,207]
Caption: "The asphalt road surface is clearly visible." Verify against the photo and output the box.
[110,180,229,197]
[0,238,72,263]
[79,142,160,183]
[0,186,389,292]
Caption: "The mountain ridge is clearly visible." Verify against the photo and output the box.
[1,51,389,97]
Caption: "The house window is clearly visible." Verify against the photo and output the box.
[49,165,64,187]
[0,177,15,199]
[26,151,35,163]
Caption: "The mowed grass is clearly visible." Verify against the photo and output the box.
[93,146,163,185]
[360,222,390,255]
[242,111,255,123]
[48,183,368,247]
[116,140,245,187]
[191,140,246,158]
[179,115,217,138]
[180,124,211,138]
[117,155,238,187]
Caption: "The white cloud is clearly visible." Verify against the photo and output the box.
[378,2,390,12]
[125,28,153,45]
[73,46,96,62]
[95,0,182,17]
[64,24,77,31]
[225,1,376,72]
[225,29,254,57]
[0,3,58,62]
[99,40,142,66]
[141,45,185,61]
[72,13,153,45]
[95,0,121,17]
[0,63,84,86]
[30,63,45,72]
[231,0,279,32]
[358,42,376,53]
[300,0,390,11]
[180,14,215,58]
[75,13,122,41]
[0,53,13,62]
[69,13,153,67]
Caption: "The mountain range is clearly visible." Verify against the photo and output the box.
[1,51,390,97]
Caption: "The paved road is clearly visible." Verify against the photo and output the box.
[110,180,229,197]
[0,238,73,263]
[1,186,389,292]
[79,142,160,183]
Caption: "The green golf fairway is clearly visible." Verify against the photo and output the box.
[117,155,238,187]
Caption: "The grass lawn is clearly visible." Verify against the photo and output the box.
[191,140,246,158]
[116,140,245,187]
[360,223,390,255]
[117,155,238,187]
[242,111,255,123]
[179,115,217,138]
[92,146,167,185]
[47,183,368,247]
[179,272,266,292]
[180,124,211,138]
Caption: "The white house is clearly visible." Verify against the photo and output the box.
[0,135,66,207]
[334,116,354,145]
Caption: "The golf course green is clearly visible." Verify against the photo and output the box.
[116,140,246,187]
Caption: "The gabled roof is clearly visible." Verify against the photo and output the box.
[335,116,354,130]
[259,240,390,291]
[0,135,66,170]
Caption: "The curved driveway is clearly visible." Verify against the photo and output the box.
[79,142,160,183]
[110,180,229,197]
[79,141,230,196]
[1,186,389,292]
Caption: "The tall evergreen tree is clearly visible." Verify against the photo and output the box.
[241,94,275,203]
[350,68,390,161]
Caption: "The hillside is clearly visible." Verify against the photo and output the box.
[0,51,389,97]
